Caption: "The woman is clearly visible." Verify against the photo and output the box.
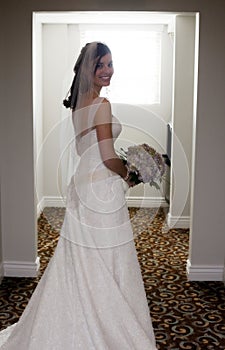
[0,42,157,349]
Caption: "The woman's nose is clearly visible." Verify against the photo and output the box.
[103,65,111,73]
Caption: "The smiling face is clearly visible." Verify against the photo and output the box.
[93,53,114,92]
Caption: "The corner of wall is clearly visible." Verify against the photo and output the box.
[3,257,40,278]
[186,259,224,281]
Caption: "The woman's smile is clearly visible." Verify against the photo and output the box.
[94,53,114,89]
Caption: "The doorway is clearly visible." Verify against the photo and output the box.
[33,11,198,232]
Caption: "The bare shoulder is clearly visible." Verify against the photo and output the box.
[93,96,111,107]
[94,97,112,125]
[95,97,111,110]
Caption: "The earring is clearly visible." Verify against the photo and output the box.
[105,87,110,98]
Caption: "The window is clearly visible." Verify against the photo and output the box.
[80,25,162,105]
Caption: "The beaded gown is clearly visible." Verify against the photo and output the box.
[0,100,157,349]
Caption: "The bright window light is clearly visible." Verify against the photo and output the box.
[80,26,162,105]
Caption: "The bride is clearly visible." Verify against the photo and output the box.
[0,42,157,349]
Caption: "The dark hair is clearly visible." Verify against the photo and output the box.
[63,42,111,110]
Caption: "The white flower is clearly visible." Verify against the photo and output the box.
[124,144,165,189]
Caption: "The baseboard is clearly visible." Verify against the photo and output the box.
[167,212,190,228]
[126,196,168,208]
[3,257,40,277]
[186,259,224,281]
[38,196,168,210]
[37,196,66,211]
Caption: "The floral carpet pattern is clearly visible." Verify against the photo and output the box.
[0,207,225,349]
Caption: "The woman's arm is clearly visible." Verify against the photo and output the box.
[94,99,133,185]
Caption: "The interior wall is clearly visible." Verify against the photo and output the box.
[34,18,44,216]
[147,28,173,120]
[168,15,196,227]
[1,1,225,280]
[1,3,38,277]
[188,6,225,280]
[42,24,69,200]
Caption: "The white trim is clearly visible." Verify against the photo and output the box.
[186,259,224,281]
[38,196,66,209]
[37,197,45,217]
[38,195,168,210]
[33,11,177,25]
[3,257,40,278]
[126,196,168,208]
[44,196,66,207]
[167,212,190,228]
[0,262,4,284]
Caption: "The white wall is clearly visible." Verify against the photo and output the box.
[33,17,44,216]
[1,1,225,281]
[168,15,196,228]
[42,24,69,199]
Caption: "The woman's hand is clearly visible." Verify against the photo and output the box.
[125,170,141,188]
[126,178,136,188]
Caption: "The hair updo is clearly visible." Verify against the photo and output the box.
[63,42,111,110]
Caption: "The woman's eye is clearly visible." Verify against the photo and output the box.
[96,61,113,70]
[96,63,103,69]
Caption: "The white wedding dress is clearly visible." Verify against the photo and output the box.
[0,100,157,349]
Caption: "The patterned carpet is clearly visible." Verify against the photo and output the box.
[0,207,225,349]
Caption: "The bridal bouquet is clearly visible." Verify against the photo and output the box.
[118,143,166,190]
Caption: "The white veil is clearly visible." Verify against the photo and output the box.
[59,42,101,202]
[58,42,134,249]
